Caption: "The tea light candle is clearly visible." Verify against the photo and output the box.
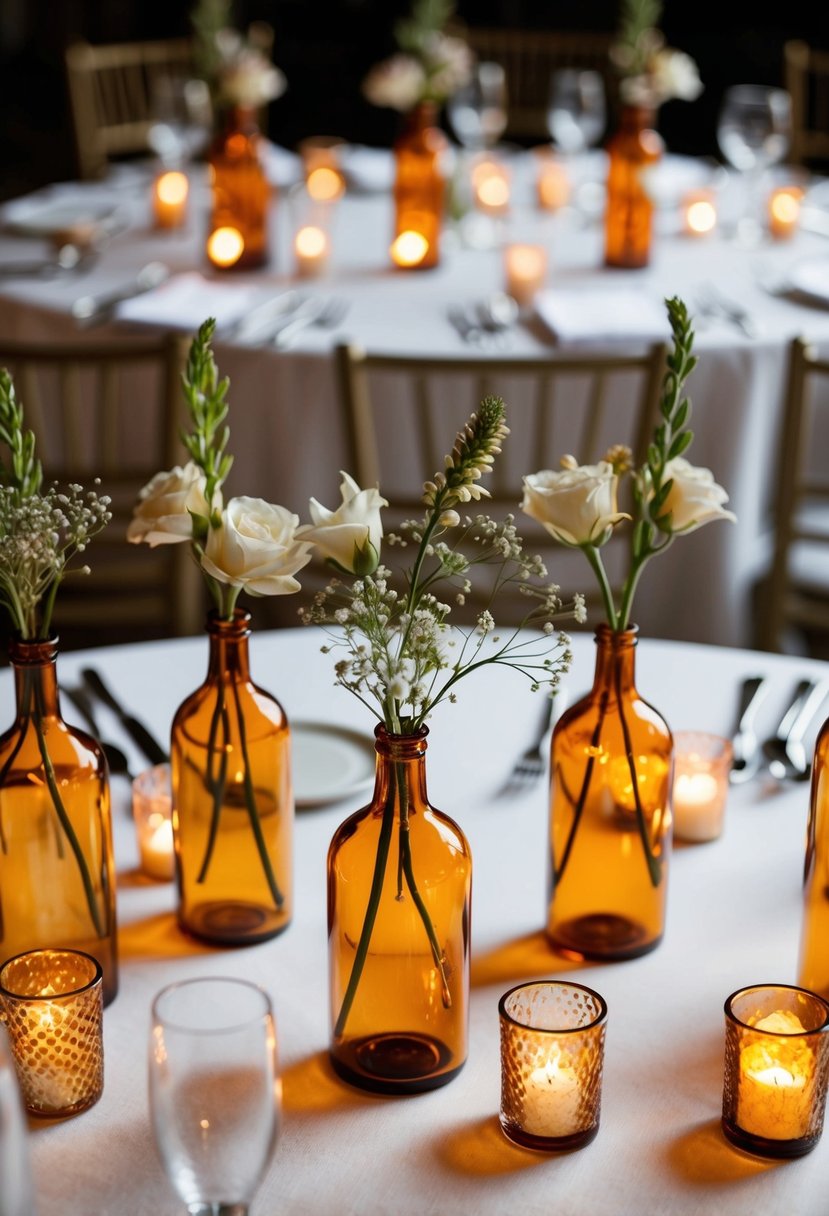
[133,763,174,881]
[682,190,717,237]
[768,187,803,240]
[472,159,511,216]
[536,157,571,211]
[152,170,189,229]
[390,229,430,269]
[294,224,331,277]
[307,166,345,203]
[523,1048,581,1136]
[0,949,104,1117]
[207,225,245,269]
[672,732,732,842]
[738,1011,813,1141]
[504,243,548,308]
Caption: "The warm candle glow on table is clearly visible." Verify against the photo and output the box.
[535,155,571,211]
[523,1048,581,1136]
[682,190,717,236]
[152,170,189,229]
[768,187,803,239]
[207,225,245,268]
[504,243,547,308]
[390,229,430,268]
[294,224,331,276]
[0,949,104,1117]
[672,732,731,842]
[307,166,345,202]
[133,763,174,881]
[738,1012,813,1141]
[472,159,511,216]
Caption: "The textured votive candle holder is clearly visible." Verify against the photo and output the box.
[672,731,732,843]
[722,984,829,1157]
[0,949,104,1117]
[133,762,174,881]
[499,980,607,1151]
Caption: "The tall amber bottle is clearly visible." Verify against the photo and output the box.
[547,626,672,960]
[328,726,471,1093]
[604,104,663,269]
[171,610,293,945]
[207,105,270,271]
[0,638,118,1004]
[798,715,829,998]
[391,101,446,270]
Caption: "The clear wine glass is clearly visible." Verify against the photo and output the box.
[148,75,213,168]
[716,84,792,240]
[546,69,606,156]
[447,61,508,152]
[149,977,281,1216]
[0,1025,35,1216]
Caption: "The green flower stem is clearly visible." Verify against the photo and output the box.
[583,545,618,631]
[31,677,105,937]
[613,660,663,887]
[334,771,397,1040]
[38,577,60,640]
[230,679,284,909]
[195,694,230,884]
[554,688,609,886]
[617,536,674,631]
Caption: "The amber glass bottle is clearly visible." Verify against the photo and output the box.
[547,626,673,960]
[604,104,664,269]
[207,105,270,270]
[798,715,829,999]
[171,610,293,945]
[391,101,446,270]
[328,726,471,1093]
[0,638,118,1004]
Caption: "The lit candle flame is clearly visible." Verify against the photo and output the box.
[390,230,429,268]
[207,226,245,268]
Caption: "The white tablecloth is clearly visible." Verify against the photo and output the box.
[0,153,828,647]
[3,625,829,1215]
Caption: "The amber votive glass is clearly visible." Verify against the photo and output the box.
[0,949,104,1117]
[133,762,174,881]
[499,980,607,1151]
[722,983,829,1158]
[672,731,732,843]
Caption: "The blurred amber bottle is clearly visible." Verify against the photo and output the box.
[0,638,118,1004]
[207,105,270,271]
[171,611,293,945]
[328,726,471,1093]
[604,104,663,270]
[547,626,673,960]
[798,715,829,999]
[391,102,446,270]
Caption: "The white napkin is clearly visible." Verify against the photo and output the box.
[339,145,394,193]
[115,272,264,329]
[261,142,302,189]
[535,288,672,344]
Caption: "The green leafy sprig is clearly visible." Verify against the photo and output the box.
[181,317,233,515]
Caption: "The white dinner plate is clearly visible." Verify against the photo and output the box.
[292,720,376,809]
[2,194,122,238]
[786,257,829,307]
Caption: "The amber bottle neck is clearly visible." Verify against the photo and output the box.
[372,725,430,810]
[9,637,61,718]
[205,611,252,682]
[591,625,638,697]
[618,102,656,132]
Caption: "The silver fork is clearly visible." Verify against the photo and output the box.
[508,696,556,786]
[695,283,759,339]
[271,296,349,349]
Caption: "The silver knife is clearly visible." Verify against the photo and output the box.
[71,261,169,325]
[220,289,306,344]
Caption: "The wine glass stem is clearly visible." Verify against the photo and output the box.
[187,1206,249,1215]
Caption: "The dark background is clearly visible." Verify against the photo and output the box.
[0,0,825,201]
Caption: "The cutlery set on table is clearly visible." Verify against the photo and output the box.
[61,668,168,786]
[729,674,829,786]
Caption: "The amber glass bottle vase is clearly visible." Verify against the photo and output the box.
[328,726,472,1093]
[391,101,447,270]
[171,610,293,945]
[604,104,664,270]
[547,625,673,960]
[0,637,119,1004]
[207,104,270,271]
[798,714,829,999]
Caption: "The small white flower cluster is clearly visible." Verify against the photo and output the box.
[611,0,703,109]
[362,0,472,112]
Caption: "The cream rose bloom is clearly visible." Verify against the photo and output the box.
[362,54,426,111]
[201,497,312,595]
[651,49,703,103]
[521,458,630,547]
[126,461,210,547]
[660,458,736,533]
[298,472,388,575]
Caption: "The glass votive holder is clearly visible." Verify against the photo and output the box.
[672,731,733,843]
[503,243,548,310]
[768,186,804,240]
[132,762,174,881]
[0,948,104,1117]
[499,980,607,1151]
[722,983,829,1158]
[681,189,718,237]
[152,169,189,229]
[534,147,572,212]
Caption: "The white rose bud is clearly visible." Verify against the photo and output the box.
[297,472,388,575]
[521,461,630,547]
[127,461,211,547]
[660,458,736,533]
[201,497,312,595]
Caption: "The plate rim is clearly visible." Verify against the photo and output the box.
[291,717,376,809]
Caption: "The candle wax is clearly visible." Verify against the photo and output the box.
[522,1050,582,1137]
[737,1011,814,1140]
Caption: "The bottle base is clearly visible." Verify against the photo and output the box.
[179,900,290,946]
[330,1032,464,1094]
[548,913,661,961]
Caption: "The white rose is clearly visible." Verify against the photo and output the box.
[201,496,312,595]
[126,461,210,547]
[521,459,630,547]
[362,54,426,111]
[651,49,703,103]
[298,472,388,575]
[660,458,736,533]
